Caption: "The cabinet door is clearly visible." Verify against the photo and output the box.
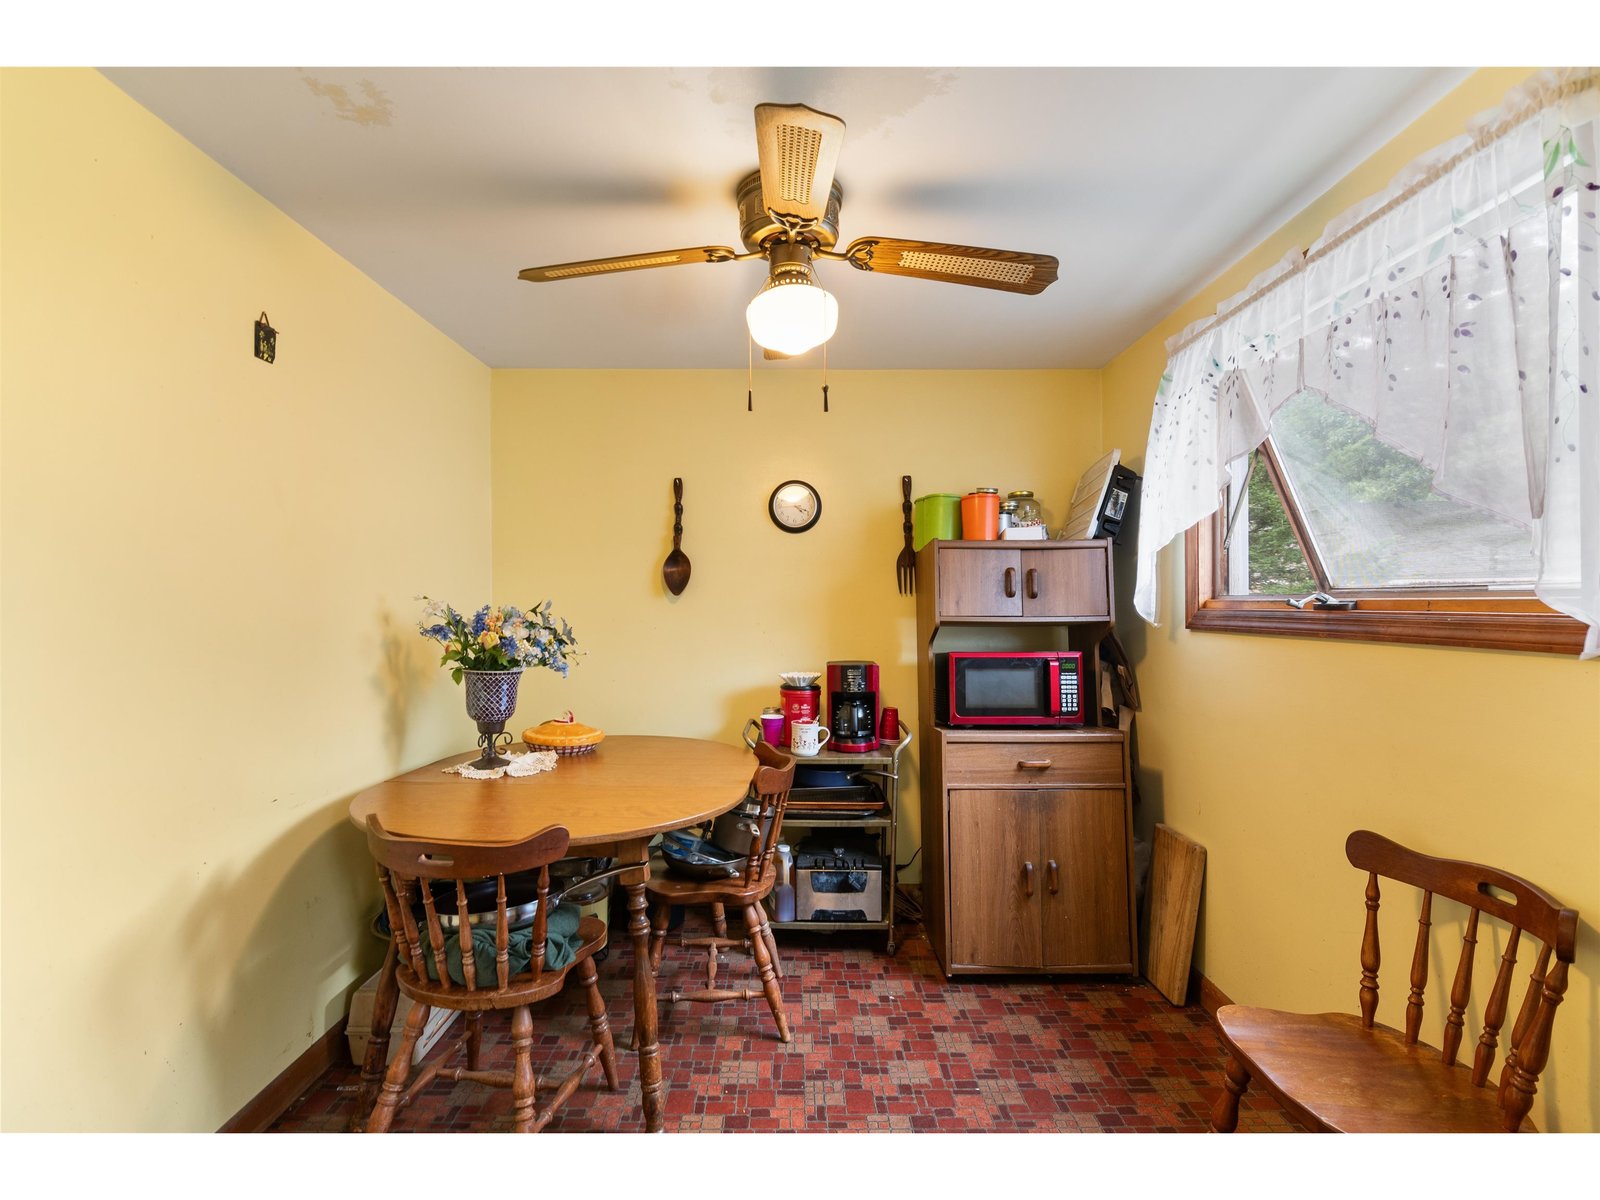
[1021,546,1110,618]
[948,790,1040,967]
[1038,789,1132,969]
[937,547,1022,618]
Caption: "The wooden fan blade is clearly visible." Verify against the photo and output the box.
[836,238,1058,295]
[755,103,845,225]
[518,245,740,282]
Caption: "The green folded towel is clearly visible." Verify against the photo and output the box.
[422,904,585,986]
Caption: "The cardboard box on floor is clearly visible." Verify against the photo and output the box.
[347,968,459,1065]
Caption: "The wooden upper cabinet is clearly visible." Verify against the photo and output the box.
[1022,546,1110,619]
[937,547,1023,618]
[934,543,1111,621]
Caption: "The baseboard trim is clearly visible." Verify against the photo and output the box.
[219,1018,349,1133]
[1193,968,1232,1018]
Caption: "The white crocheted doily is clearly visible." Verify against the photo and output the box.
[442,749,558,780]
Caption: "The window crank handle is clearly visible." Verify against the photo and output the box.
[1287,591,1355,611]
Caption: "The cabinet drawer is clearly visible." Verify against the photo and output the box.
[944,741,1122,788]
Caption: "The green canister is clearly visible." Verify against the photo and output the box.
[912,493,963,550]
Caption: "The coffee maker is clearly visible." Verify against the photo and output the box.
[826,660,880,754]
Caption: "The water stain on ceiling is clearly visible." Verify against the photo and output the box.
[300,76,394,127]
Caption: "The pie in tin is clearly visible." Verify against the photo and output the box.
[522,711,605,756]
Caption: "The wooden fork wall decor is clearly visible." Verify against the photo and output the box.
[896,475,916,594]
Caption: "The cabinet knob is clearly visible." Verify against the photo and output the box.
[1026,567,1039,600]
[1016,759,1053,771]
[1047,859,1060,895]
[1003,566,1017,598]
[1022,860,1035,898]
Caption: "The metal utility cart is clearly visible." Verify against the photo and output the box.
[766,730,911,954]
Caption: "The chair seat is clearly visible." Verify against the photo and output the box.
[645,858,777,906]
[1215,1005,1534,1133]
[396,915,608,1012]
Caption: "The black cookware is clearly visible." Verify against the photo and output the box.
[658,830,744,880]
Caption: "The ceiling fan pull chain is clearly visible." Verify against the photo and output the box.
[748,335,754,412]
[822,340,829,413]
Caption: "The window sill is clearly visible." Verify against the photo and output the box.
[1183,528,1589,655]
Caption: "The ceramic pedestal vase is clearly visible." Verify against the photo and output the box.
[462,668,524,770]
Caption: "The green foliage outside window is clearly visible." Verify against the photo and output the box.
[1244,456,1315,595]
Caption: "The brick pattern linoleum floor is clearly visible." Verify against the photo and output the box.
[270,917,1305,1134]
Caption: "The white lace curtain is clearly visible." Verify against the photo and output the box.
[1134,69,1600,659]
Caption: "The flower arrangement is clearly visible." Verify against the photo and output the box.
[418,596,580,683]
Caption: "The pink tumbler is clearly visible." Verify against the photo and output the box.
[759,708,785,746]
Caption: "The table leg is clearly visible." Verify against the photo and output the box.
[622,850,666,1133]
[348,938,398,1132]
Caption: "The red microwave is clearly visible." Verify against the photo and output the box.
[934,651,1084,727]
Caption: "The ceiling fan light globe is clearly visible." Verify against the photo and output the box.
[745,281,838,357]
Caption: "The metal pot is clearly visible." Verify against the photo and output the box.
[711,800,769,857]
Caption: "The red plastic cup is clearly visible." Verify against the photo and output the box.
[879,706,899,740]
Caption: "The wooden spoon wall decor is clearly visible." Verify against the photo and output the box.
[662,477,691,595]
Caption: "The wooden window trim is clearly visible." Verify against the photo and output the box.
[1184,520,1589,655]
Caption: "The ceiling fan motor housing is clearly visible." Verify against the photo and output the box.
[737,169,842,252]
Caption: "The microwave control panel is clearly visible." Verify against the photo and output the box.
[1058,657,1081,717]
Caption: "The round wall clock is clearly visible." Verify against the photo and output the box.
[768,479,821,534]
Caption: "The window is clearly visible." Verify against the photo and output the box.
[1139,71,1599,658]
[1185,395,1588,653]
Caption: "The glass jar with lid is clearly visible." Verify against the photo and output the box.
[1007,490,1043,527]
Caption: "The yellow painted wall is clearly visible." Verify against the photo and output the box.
[0,70,492,1130]
[1101,68,1600,1131]
[491,368,1103,875]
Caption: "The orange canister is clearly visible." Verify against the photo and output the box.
[961,488,1001,540]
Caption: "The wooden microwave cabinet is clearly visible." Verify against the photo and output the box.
[915,539,1137,977]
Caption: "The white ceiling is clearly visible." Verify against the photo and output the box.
[102,66,1470,369]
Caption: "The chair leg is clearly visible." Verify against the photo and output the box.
[743,902,791,1043]
[1210,1054,1251,1133]
[711,902,728,939]
[756,906,782,979]
[577,954,619,1092]
[649,901,671,973]
[465,1012,484,1071]
[365,1001,428,1132]
[510,1005,538,1133]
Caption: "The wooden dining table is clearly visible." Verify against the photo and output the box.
[346,734,755,1132]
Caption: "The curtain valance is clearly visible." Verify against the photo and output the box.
[1134,69,1600,658]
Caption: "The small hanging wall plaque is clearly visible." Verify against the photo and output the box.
[254,312,277,363]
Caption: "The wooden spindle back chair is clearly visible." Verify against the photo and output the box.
[1211,829,1579,1133]
[646,741,798,1041]
[364,817,618,1132]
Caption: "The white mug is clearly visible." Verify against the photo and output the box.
[789,719,831,756]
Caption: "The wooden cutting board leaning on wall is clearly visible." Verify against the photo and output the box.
[1142,824,1206,1005]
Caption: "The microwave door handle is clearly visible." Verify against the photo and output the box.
[1048,658,1061,719]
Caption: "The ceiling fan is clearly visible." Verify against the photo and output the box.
[518,102,1059,358]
